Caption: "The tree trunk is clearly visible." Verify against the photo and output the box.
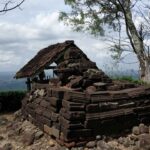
[120,0,150,82]
[139,59,150,82]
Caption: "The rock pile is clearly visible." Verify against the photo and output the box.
[52,45,112,92]
[117,124,150,150]
[51,47,138,93]
[0,112,150,150]
[21,82,150,148]
[0,111,59,150]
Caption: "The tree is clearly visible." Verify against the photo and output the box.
[59,0,150,82]
[0,0,25,13]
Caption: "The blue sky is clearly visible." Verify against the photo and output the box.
[0,0,139,72]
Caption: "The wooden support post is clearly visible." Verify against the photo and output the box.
[53,69,55,78]
[26,78,31,91]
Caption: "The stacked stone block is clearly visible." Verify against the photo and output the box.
[21,83,150,147]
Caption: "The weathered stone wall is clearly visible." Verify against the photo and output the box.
[21,83,150,147]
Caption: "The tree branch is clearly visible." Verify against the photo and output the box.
[0,0,25,13]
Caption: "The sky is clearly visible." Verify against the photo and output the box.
[0,0,139,73]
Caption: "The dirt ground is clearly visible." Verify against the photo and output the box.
[0,112,61,150]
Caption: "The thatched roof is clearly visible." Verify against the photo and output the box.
[15,40,89,79]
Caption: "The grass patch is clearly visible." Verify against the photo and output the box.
[112,76,146,85]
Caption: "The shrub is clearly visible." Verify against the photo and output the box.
[113,76,145,85]
[0,91,26,112]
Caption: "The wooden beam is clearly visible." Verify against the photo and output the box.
[45,66,56,70]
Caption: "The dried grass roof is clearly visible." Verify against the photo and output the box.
[15,40,89,78]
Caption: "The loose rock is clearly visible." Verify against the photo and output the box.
[0,117,8,126]
[123,137,133,147]
[97,140,111,150]
[34,131,44,140]
[7,130,15,138]
[130,134,139,142]
[22,132,35,146]
[14,109,22,120]
[48,139,55,147]
[132,126,140,135]
[138,134,150,150]
[96,135,101,140]
[86,141,96,148]
[118,137,125,144]
[3,143,13,150]
[38,89,46,97]
[139,124,149,134]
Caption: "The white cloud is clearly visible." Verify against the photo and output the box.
[0,50,23,72]
[0,12,109,70]
[0,9,138,72]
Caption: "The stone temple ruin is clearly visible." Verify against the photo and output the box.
[15,40,150,147]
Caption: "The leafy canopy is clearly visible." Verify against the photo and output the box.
[59,0,134,36]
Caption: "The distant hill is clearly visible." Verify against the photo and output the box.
[0,72,26,91]
[105,69,139,79]
[0,69,139,91]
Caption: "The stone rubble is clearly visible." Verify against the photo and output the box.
[21,82,150,147]
[0,111,150,150]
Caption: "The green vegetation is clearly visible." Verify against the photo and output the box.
[112,76,146,85]
[0,91,26,112]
